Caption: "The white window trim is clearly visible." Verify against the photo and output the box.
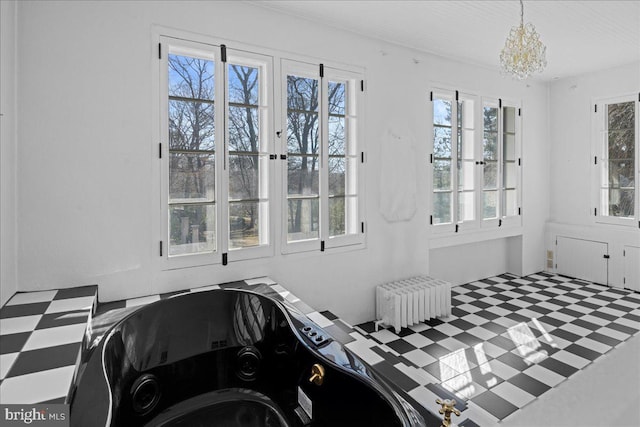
[592,93,639,227]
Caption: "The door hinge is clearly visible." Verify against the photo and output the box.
[319,63,324,78]
[518,158,521,166]
[361,152,365,163]
[499,98,502,108]
[518,108,521,116]
[222,253,228,265]
[159,241,163,257]
[430,215,433,225]
[361,222,365,233]
[594,104,597,113]
[594,208,597,216]
[320,240,325,252]
[455,224,459,233]
[455,90,459,101]
[159,143,162,159]
[430,91,433,101]
[361,80,364,92]
[518,207,521,216]
[158,43,162,59]
[220,44,227,62]
[430,154,433,164]
[594,156,597,165]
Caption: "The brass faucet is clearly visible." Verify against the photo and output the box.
[309,363,325,386]
[436,398,461,427]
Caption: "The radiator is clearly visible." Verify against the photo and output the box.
[375,276,452,333]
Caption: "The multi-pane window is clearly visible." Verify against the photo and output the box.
[482,100,521,226]
[482,103,499,219]
[159,37,364,267]
[432,95,454,224]
[283,61,363,251]
[286,72,320,242]
[162,38,272,265]
[167,51,217,256]
[227,58,270,250]
[328,79,359,238]
[594,96,638,224]
[431,91,478,230]
[431,90,520,233]
[502,106,518,217]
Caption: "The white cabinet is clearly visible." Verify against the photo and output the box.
[556,237,608,285]
[624,246,640,291]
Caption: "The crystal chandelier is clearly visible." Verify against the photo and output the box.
[499,0,547,79]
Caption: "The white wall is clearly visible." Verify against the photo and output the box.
[547,62,640,288]
[11,1,549,324]
[1,0,18,306]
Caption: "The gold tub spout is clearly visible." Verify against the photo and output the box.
[436,398,461,427]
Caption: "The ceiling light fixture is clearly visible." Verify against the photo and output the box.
[499,0,547,79]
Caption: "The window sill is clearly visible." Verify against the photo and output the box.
[428,225,522,249]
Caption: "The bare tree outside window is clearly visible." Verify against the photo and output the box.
[168,54,216,256]
[287,75,320,241]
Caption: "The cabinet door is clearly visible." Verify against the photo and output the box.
[624,246,640,291]
[556,237,608,285]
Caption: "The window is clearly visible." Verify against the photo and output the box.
[282,61,364,252]
[431,90,478,231]
[482,100,521,227]
[430,89,521,234]
[594,95,638,225]
[161,38,273,267]
[158,35,365,268]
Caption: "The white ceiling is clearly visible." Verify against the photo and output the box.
[250,0,640,81]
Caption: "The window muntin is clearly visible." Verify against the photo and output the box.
[431,91,478,229]
[168,52,217,256]
[502,106,518,217]
[328,79,359,238]
[227,59,270,250]
[602,101,635,218]
[286,73,321,242]
[457,97,476,222]
[432,96,453,224]
[482,104,499,220]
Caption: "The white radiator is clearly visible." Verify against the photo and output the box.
[375,276,452,333]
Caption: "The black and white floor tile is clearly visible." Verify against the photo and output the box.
[0,286,97,404]
[352,272,640,425]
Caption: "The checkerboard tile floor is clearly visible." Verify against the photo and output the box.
[352,272,640,425]
[0,286,97,404]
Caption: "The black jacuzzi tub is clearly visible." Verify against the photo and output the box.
[69,287,427,426]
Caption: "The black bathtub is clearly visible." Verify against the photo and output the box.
[69,286,428,426]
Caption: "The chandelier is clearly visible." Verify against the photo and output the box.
[499,0,547,79]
